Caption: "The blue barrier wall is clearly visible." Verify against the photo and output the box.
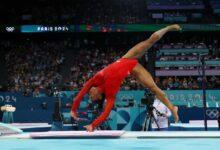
[59,90,220,130]
[0,92,55,123]
[106,106,218,131]
[0,90,219,130]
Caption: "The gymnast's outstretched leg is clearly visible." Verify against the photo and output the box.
[132,63,179,122]
[125,24,181,122]
[122,24,181,59]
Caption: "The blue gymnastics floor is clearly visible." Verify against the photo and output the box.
[1,138,220,150]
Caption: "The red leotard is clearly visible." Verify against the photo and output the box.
[71,58,138,128]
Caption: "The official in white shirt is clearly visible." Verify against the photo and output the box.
[151,98,171,131]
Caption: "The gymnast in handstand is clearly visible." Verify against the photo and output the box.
[71,24,181,132]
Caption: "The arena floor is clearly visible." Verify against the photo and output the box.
[0,131,220,150]
[1,130,220,150]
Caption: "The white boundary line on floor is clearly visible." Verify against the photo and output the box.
[1,131,220,139]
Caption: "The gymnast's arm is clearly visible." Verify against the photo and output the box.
[91,97,115,129]
[71,77,95,115]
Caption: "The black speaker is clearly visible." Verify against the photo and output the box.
[52,100,63,122]
[218,108,220,130]
[0,110,3,121]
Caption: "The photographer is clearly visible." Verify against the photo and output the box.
[151,98,171,131]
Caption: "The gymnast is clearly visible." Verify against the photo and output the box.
[71,24,181,132]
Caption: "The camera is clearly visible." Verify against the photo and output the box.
[141,91,155,106]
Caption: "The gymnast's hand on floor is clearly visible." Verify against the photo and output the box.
[70,110,80,121]
[84,124,94,132]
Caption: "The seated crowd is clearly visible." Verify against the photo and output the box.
[0,35,219,96]
[1,40,66,96]
[0,0,219,24]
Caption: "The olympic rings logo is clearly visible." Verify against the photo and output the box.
[5,27,15,32]
[206,109,219,119]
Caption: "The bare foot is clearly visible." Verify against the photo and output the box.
[168,24,182,31]
[172,106,179,123]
